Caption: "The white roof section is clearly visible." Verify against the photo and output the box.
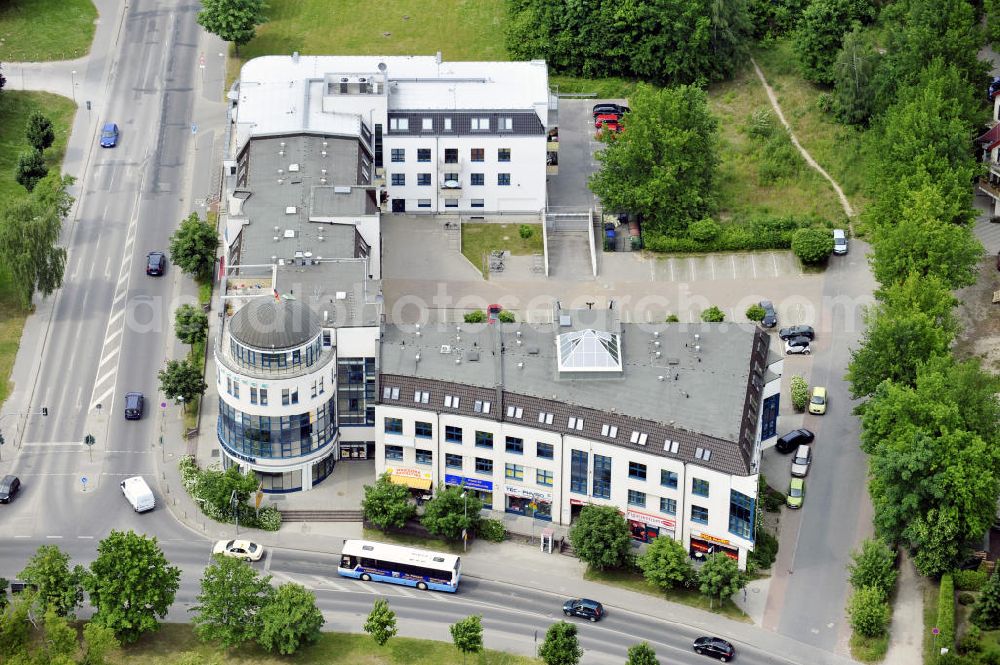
[557,329,623,373]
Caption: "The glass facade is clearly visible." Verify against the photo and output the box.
[218,396,336,460]
[729,490,755,540]
[592,454,611,499]
[230,335,324,373]
[570,450,588,494]
[337,357,375,425]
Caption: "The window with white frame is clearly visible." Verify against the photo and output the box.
[389,117,408,131]
[413,390,429,404]
[500,117,513,131]
[471,117,490,130]
[474,400,491,414]
[422,117,433,131]
[538,411,554,425]
[601,424,618,438]
[506,405,523,418]
[567,416,584,431]
[444,395,460,408]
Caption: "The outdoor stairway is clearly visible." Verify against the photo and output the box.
[279,509,364,522]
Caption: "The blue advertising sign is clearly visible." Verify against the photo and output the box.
[445,474,493,492]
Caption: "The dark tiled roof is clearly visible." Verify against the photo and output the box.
[387,111,545,137]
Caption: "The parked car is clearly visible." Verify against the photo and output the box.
[594,113,621,129]
[808,386,828,415]
[591,103,629,118]
[759,300,777,328]
[779,325,815,341]
[791,445,812,477]
[487,304,503,324]
[787,478,805,508]
[213,539,265,562]
[146,251,166,276]
[784,338,811,355]
[693,636,736,662]
[833,229,848,255]
[0,475,21,503]
[100,122,119,148]
[775,429,814,454]
[563,598,604,622]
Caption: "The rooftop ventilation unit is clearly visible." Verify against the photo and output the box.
[285,206,296,214]
[334,186,351,194]
[340,77,349,83]
[336,292,347,300]
[559,315,571,327]
[288,163,300,172]
[466,350,480,362]
[526,346,540,355]
[358,77,368,83]
[283,229,295,238]
[440,345,451,354]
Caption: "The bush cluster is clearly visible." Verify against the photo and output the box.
[749,530,779,569]
[955,569,989,592]
[644,214,835,254]
[790,376,809,411]
[478,519,507,543]
[178,456,281,531]
[939,573,956,650]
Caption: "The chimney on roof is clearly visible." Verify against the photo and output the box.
[436,51,442,64]
[292,51,299,63]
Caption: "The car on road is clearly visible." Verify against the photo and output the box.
[791,445,812,477]
[146,251,166,276]
[775,428,814,454]
[808,386,828,415]
[787,478,805,508]
[213,539,265,561]
[759,300,777,328]
[487,304,503,324]
[693,636,736,662]
[784,337,811,355]
[124,391,144,420]
[778,325,815,341]
[0,475,21,503]
[563,598,604,622]
[100,122,120,148]
[833,228,848,255]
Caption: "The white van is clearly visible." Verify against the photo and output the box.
[832,229,848,255]
[120,476,155,513]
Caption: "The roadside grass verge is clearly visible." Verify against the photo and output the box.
[923,578,941,664]
[850,632,890,663]
[584,568,749,622]
[0,0,96,62]
[461,223,543,278]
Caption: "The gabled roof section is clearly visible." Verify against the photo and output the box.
[977,123,1000,150]
[556,329,622,373]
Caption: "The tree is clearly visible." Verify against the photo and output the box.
[450,615,484,664]
[989,0,1000,48]
[568,505,632,571]
[637,536,695,590]
[41,606,78,665]
[363,598,397,647]
[972,569,1000,629]
[745,304,765,322]
[192,555,274,648]
[197,0,269,55]
[697,553,747,608]
[198,463,259,517]
[791,228,834,264]
[793,0,875,85]
[0,592,32,654]
[362,472,416,531]
[84,530,181,644]
[18,544,85,616]
[590,84,718,238]
[790,376,809,411]
[626,642,660,665]
[847,539,897,598]
[174,304,208,346]
[158,358,208,406]
[82,621,120,665]
[831,25,881,126]
[169,212,218,281]
[26,112,55,152]
[497,310,516,323]
[848,586,890,638]
[538,620,583,665]
[256,582,324,655]
[421,484,483,541]
[14,149,47,192]
[700,306,725,323]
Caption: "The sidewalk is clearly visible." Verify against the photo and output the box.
[883,553,924,665]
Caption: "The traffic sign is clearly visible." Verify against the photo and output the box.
[191,123,198,135]
[81,476,87,484]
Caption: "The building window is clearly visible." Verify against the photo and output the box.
[630,431,649,445]
[473,400,491,414]
[729,490,755,540]
[250,387,258,405]
[444,395,460,409]
[310,380,318,398]
[505,437,524,454]
[445,426,463,443]
[418,199,432,208]
[661,470,678,489]
[505,463,524,481]
[537,469,554,486]
[446,453,463,469]
[415,449,433,465]
[422,117,433,131]
[593,454,611,499]
[389,118,408,131]
[691,505,709,524]
[391,173,405,186]
[538,412,554,425]
[415,421,433,439]
[232,382,240,399]
[471,199,485,208]
[475,457,493,474]
[384,417,403,434]
[601,424,618,438]
[500,117,513,131]
[259,388,268,406]
[444,148,458,164]
[390,148,405,162]
[628,489,646,508]
[443,172,459,184]
[281,388,290,406]
[374,123,383,167]
[567,416,584,431]
[506,406,523,418]
[443,117,452,131]
[628,462,647,481]
[339,358,376,426]
[445,199,459,208]
[417,173,431,186]
[692,479,710,498]
[498,148,511,162]
[498,173,511,186]
[570,450,588,494]
[471,148,484,162]
[417,148,431,162]
[471,117,489,130]
[475,431,493,448]
[290,388,298,404]
[660,497,677,515]
[536,442,554,459]
[471,173,484,186]
[385,445,403,461]
[413,390,429,404]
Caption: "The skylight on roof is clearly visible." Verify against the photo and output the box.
[556,329,623,373]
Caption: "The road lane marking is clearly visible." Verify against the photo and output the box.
[46,535,63,539]
[77,536,94,539]
[94,369,116,388]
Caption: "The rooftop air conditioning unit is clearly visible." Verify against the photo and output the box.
[440,345,451,354]
[288,163,300,172]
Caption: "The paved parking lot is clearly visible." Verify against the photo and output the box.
[548,98,622,209]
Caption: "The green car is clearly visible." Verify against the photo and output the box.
[787,478,805,509]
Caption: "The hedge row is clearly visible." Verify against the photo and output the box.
[938,572,956,650]
[643,214,838,254]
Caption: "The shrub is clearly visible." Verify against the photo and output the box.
[939,573,956,649]
[848,586,890,638]
[464,310,486,323]
[973,568,1000,629]
[816,92,834,114]
[791,227,834,264]
[757,134,802,184]
[847,539,897,599]
[498,310,516,323]
[643,214,832,254]
[758,475,785,512]
[700,306,725,323]
[746,108,774,140]
[958,624,982,654]
[478,519,507,543]
[790,376,809,411]
[749,529,779,569]
[688,218,722,243]
[959,592,976,605]
[665,314,680,323]
[518,224,533,239]
[250,505,282,531]
[745,304,766,322]
[955,569,988,591]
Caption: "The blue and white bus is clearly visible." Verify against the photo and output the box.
[337,539,461,592]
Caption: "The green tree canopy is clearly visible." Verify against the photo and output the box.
[637,536,695,590]
[538,621,583,665]
[697,553,747,606]
[25,111,55,152]
[363,598,397,647]
[198,463,259,517]
[450,615,484,664]
[831,25,882,126]
[590,84,718,238]
[41,606,77,665]
[568,505,632,571]
[18,545,85,616]
[747,0,808,40]
[793,0,875,85]
[626,641,660,665]
[197,0,269,55]
[14,150,47,192]
[421,484,483,541]
[362,472,416,531]
[791,227,834,264]
[82,621,120,665]
[158,358,208,405]
[174,304,209,346]
[847,539,897,598]
[257,582,325,655]
[169,212,218,281]
[972,569,1000,629]
[848,586,890,638]
[700,306,725,323]
[84,530,181,644]
[192,555,274,648]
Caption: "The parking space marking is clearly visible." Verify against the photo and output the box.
[688,257,697,281]
[731,255,737,279]
[669,259,675,282]
[771,253,779,277]
[710,256,716,280]
[751,255,758,278]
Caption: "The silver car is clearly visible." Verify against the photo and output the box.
[791,445,812,477]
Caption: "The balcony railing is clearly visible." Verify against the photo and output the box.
[978,176,1000,199]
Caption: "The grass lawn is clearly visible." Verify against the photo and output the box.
[0,0,96,62]
[107,623,538,665]
[362,528,465,555]
[923,579,940,664]
[850,632,889,663]
[584,568,749,622]
[461,223,543,278]
[751,42,868,214]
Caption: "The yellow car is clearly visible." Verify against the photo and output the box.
[808,386,827,415]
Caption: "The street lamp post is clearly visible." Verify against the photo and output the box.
[461,491,469,553]
[231,490,240,537]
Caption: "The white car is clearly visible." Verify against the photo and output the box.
[212,539,264,562]
[784,339,811,355]
[791,445,812,477]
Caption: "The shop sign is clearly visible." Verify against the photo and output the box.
[626,508,675,529]
[387,466,432,481]
[569,497,588,506]
[694,532,732,547]
[444,474,493,492]
[504,485,552,502]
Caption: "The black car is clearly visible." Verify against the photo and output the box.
[693,636,736,662]
[146,251,166,276]
[775,428,814,454]
[779,325,815,341]
[591,103,629,118]
[563,598,604,622]
[124,392,144,420]
[0,474,21,503]
[759,300,777,328]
